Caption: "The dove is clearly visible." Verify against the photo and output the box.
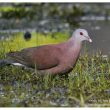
[0,29,92,75]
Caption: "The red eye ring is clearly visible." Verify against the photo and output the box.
[80,32,83,35]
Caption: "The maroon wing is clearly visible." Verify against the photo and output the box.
[7,45,62,70]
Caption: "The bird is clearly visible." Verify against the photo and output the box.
[24,31,31,41]
[0,29,92,75]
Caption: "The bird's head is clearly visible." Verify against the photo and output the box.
[73,29,92,43]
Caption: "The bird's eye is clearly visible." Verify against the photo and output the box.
[80,32,83,35]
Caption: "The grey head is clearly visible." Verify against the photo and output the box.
[72,29,92,43]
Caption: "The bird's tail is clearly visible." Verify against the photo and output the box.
[0,59,15,68]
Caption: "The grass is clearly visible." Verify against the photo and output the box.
[0,6,14,12]
[0,32,110,107]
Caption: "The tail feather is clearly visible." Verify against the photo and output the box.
[6,51,30,67]
[0,59,14,67]
[0,60,6,67]
[0,59,26,67]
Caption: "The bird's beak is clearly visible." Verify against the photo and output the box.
[88,38,92,43]
[84,36,92,43]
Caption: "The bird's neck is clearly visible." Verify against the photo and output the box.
[63,36,82,66]
[67,37,82,51]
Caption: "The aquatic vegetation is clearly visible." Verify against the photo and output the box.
[0,32,110,107]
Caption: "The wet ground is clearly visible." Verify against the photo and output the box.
[81,21,110,55]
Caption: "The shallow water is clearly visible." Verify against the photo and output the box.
[81,21,110,55]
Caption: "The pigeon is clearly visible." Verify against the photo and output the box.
[0,29,92,75]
